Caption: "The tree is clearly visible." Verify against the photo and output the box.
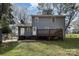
[37,3,79,31]
[0,14,11,34]
[0,3,14,20]
[0,3,14,34]
[53,3,79,30]
[17,7,28,24]
[38,3,54,15]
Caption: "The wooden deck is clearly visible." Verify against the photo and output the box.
[18,29,64,40]
[37,29,63,36]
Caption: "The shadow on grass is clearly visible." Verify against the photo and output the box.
[20,38,79,49]
[0,42,19,54]
[39,38,79,49]
[21,37,79,49]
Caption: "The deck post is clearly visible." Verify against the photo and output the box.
[49,29,50,40]
[18,27,20,40]
[25,27,27,39]
[36,28,38,40]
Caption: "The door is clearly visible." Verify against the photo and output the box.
[32,27,37,36]
[20,28,25,36]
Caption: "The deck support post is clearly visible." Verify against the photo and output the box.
[49,36,50,40]
[49,29,50,40]
[36,29,38,40]
[25,27,27,39]
[18,27,20,40]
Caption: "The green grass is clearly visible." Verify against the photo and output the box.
[0,34,79,56]
[66,34,79,38]
[0,38,79,56]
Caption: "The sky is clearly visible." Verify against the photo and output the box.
[15,3,38,15]
[13,3,79,26]
[13,3,39,23]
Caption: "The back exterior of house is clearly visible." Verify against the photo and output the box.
[32,15,65,39]
[18,15,65,40]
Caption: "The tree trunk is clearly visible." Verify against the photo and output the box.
[65,20,71,31]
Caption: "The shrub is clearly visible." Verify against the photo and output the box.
[0,15,12,34]
[2,26,12,34]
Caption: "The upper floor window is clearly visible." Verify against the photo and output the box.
[35,17,39,22]
[52,17,55,22]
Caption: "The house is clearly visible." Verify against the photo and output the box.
[18,15,65,40]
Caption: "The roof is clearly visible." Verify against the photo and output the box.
[32,15,65,18]
[17,23,32,27]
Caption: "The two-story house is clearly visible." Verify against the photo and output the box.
[18,15,65,40]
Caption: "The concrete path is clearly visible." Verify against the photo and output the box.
[2,37,18,43]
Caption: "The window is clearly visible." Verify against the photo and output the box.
[52,17,55,22]
[26,28,31,32]
[28,27,31,32]
[35,17,39,22]
[32,27,37,35]
[33,27,37,31]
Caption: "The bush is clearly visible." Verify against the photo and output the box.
[0,15,12,34]
[2,26,12,34]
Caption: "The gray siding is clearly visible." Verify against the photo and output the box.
[32,17,65,29]
[54,17,65,29]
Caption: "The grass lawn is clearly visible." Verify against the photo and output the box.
[0,34,79,56]
[66,34,79,38]
[0,38,79,56]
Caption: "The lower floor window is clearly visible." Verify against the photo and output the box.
[20,28,25,35]
[26,27,31,32]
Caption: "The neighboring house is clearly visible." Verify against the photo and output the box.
[18,15,65,40]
